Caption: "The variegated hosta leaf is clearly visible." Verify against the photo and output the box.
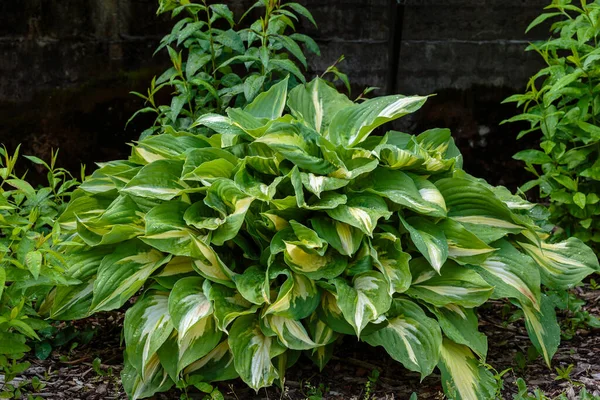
[228,315,286,391]
[184,341,239,383]
[305,313,339,370]
[234,162,284,202]
[520,294,560,367]
[400,216,448,273]
[264,271,320,319]
[167,277,222,374]
[369,233,412,295]
[244,76,289,120]
[440,219,496,265]
[355,169,447,218]
[407,258,493,308]
[363,298,442,378]
[300,171,349,198]
[50,247,112,320]
[203,178,255,245]
[91,240,171,312]
[326,94,428,147]
[517,235,600,289]
[438,339,497,400]
[122,159,185,201]
[232,265,270,305]
[122,353,173,400]
[288,77,353,134]
[191,236,236,287]
[435,176,525,243]
[76,195,145,246]
[78,161,139,194]
[124,292,174,381]
[429,305,487,359]
[261,315,317,350]
[141,201,196,257]
[181,148,238,182]
[129,134,210,165]
[326,193,392,236]
[332,271,392,338]
[58,195,113,231]
[310,216,363,257]
[273,350,301,387]
[469,239,541,311]
[203,280,260,332]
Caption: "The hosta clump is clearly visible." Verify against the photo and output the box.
[50,78,599,399]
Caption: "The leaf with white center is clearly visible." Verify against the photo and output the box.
[122,160,185,201]
[264,271,320,319]
[181,152,237,183]
[288,77,353,133]
[184,341,239,383]
[407,258,493,308]
[168,277,222,372]
[310,216,363,257]
[438,339,496,400]
[228,315,285,391]
[520,294,560,367]
[204,178,254,246]
[91,240,171,312]
[190,113,246,135]
[141,201,196,257]
[304,313,339,370]
[124,292,174,380]
[353,169,446,218]
[435,177,525,243]
[429,305,487,359]
[233,163,284,202]
[57,195,113,231]
[190,236,236,287]
[203,281,260,332]
[326,193,392,236]
[130,134,211,164]
[300,172,349,198]
[363,298,442,378]
[327,94,428,147]
[244,76,288,119]
[332,271,392,338]
[469,239,541,311]
[282,242,347,280]
[50,247,112,320]
[261,315,317,350]
[413,176,447,211]
[76,195,145,246]
[122,353,173,400]
[517,236,599,289]
[440,219,497,265]
[401,216,448,273]
[369,233,412,295]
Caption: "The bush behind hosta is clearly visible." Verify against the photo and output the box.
[47,78,599,399]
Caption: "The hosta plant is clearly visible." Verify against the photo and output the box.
[131,0,320,138]
[0,147,79,383]
[49,78,599,399]
[503,0,600,251]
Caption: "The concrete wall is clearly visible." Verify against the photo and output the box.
[0,0,551,188]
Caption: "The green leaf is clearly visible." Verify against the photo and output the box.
[369,233,412,295]
[243,74,266,102]
[326,193,392,236]
[431,305,487,359]
[25,250,43,279]
[573,192,586,209]
[215,29,245,54]
[513,150,552,164]
[363,298,441,378]
[122,160,185,201]
[203,281,260,332]
[400,216,448,273]
[327,95,428,147]
[244,76,289,120]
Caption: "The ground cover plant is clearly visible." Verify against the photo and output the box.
[503,0,600,251]
[0,147,79,393]
[46,75,600,400]
[131,0,321,139]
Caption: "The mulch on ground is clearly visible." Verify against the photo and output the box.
[2,287,598,400]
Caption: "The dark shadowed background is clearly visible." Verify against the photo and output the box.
[0,0,549,189]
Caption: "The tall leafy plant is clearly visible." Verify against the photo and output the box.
[0,147,79,384]
[503,0,600,251]
[49,78,599,399]
[131,0,320,138]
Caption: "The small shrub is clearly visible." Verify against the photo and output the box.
[131,0,320,138]
[0,147,79,383]
[48,77,599,399]
[503,0,600,251]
